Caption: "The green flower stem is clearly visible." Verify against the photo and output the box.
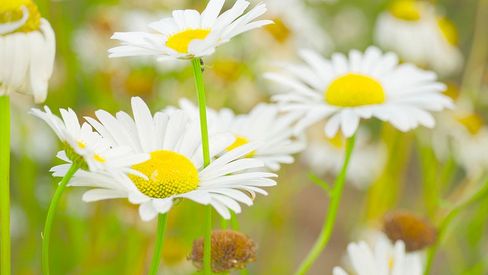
[42,163,79,275]
[295,134,357,275]
[148,214,168,275]
[191,58,213,275]
[424,178,488,275]
[204,206,213,275]
[0,96,10,275]
[229,213,248,275]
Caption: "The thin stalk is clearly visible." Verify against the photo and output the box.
[191,58,211,167]
[191,58,212,275]
[295,134,357,275]
[148,214,168,275]
[424,178,488,274]
[204,206,213,275]
[42,164,79,275]
[0,96,10,275]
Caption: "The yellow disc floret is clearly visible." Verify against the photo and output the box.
[437,17,458,45]
[326,132,344,149]
[325,73,386,107]
[129,150,199,199]
[390,0,422,21]
[166,29,211,54]
[457,113,484,136]
[265,17,291,43]
[0,0,41,33]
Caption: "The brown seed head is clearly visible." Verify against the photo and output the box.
[383,211,437,252]
[189,230,257,273]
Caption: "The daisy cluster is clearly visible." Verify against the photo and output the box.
[33,97,293,221]
[4,0,474,274]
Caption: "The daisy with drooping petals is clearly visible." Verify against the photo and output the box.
[333,235,423,275]
[109,0,273,60]
[0,0,55,103]
[55,97,277,221]
[177,99,305,171]
[266,47,453,138]
[30,106,148,173]
[31,107,149,275]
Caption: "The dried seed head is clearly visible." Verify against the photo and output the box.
[189,230,257,273]
[383,211,437,252]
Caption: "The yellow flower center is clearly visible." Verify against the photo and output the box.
[389,0,422,21]
[437,17,458,45]
[443,82,460,101]
[77,140,87,149]
[265,17,291,43]
[226,135,255,157]
[0,0,41,33]
[457,114,484,136]
[166,29,211,54]
[326,132,344,149]
[129,150,199,199]
[325,73,386,107]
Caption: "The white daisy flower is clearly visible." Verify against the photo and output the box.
[427,104,488,179]
[301,130,385,189]
[265,46,453,138]
[177,99,306,171]
[333,236,423,275]
[30,106,147,173]
[0,0,55,103]
[263,0,332,51]
[374,0,463,77]
[54,97,277,221]
[109,0,272,60]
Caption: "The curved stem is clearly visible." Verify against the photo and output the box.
[148,214,168,275]
[0,96,10,275]
[424,178,488,274]
[42,164,79,275]
[424,210,457,274]
[192,58,213,275]
[295,134,356,275]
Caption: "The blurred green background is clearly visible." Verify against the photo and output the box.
[8,0,488,274]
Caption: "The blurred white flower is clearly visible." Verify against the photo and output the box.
[333,235,423,275]
[263,0,332,52]
[429,102,488,178]
[0,0,55,103]
[266,47,452,138]
[57,97,277,221]
[301,131,385,189]
[375,0,463,77]
[177,99,306,171]
[109,0,272,60]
